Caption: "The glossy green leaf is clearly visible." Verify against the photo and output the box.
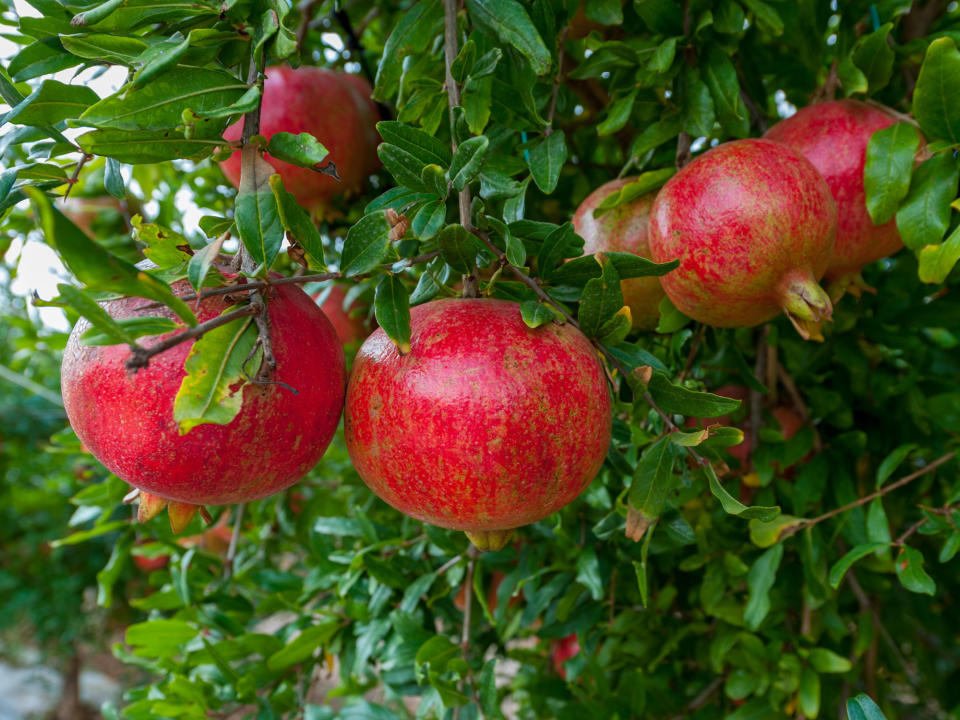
[703,46,750,138]
[76,127,227,164]
[266,131,330,168]
[917,224,960,284]
[748,515,805,548]
[270,175,327,269]
[597,90,637,136]
[411,199,447,241]
[529,131,567,194]
[827,542,894,589]
[912,37,960,144]
[552,252,677,286]
[173,310,259,433]
[450,135,489,192]
[895,545,936,595]
[847,694,888,720]
[809,648,852,674]
[705,462,780,521]
[4,80,99,126]
[235,153,283,274]
[58,284,134,346]
[744,543,783,630]
[863,122,920,225]
[628,437,677,525]
[7,39,80,82]
[851,24,895,96]
[798,667,820,719]
[896,153,959,251]
[647,373,740,417]
[129,32,190,89]
[537,222,581,280]
[126,619,197,659]
[342,212,394,277]
[104,157,126,200]
[81,316,179,346]
[578,253,623,337]
[519,300,555,328]
[186,234,226,292]
[377,121,452,168]
[59,33,149,64]
[374,274,412,354]
[373,0,443,101]
[466,0,552,76]
[378,143,434,193]
[740,0,783,35]
[596,306,632,344]
[593,169,675,213]
[266,620,340,672]
[437,223,480,273]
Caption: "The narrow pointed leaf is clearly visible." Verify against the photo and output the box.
[374,274,412,353]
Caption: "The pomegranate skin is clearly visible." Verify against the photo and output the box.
[765,100,910,279]
[343,299,611,533]
[572,178,665,330]
[220,66,380,213]
[649,139,837,338]
[61,281,346,506]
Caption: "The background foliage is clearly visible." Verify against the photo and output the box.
[2,0,960,718]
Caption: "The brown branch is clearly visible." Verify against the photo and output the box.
[61,153,93,202]
[452,546,479,720]
[670,676,723,720]
[675,132,693,170]
[676,324,704,383]
[225,503,245,578]
[895,517,928,546]
[544,27,569,136]
[125,303,261,372]
[296,0,323,49]
[749,328,768,468]
[739,89,768,133]
[334,7,377,86]
[846,571,919,687]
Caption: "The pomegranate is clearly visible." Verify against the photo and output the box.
[220,66,380,215]
[132,541,169,572]
[313,283,372,346]
[551,634,580,678]
[343,299,611,550]
[572,178,665,330]
[770,406,804,441]
[61,280,347,519]
[649,139,836,340]
[765,100,920,290]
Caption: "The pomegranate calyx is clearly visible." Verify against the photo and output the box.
[827,270,877,303]
[464,529,515,552]
[137,491,169,523]
[168,501,200,534]
[777,271,833,342]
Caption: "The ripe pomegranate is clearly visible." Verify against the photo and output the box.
[343,299,611,551]
[551,633,580,678]
[60,196,128,237]
[132,542,169,572]
[61,279,347,518]
[220,66,380,215]
[312,284,372,346]
[770,406,804,441]
[179,523,234,556]
[572,178,665,330]
[765,100,921,290]
[649,139,837,341]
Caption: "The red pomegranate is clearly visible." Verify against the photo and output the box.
[343,299,612,550]
[220,66,380,215]
[313,283,371,346]
[61,280,347,511]
[132,542,169,572]
[649,139,837,341]
[572,178,665,330]
[765,100,919,288]
[770,406,804,441]
[551,633,581,678]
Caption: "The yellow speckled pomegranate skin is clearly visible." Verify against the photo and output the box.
[61,281,346,506]
[343,299,612,532]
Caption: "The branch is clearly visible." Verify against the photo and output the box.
[296,0,323,50]
[453,546,479,720]
[61,153,93,202]
[125,303,262,372]
[334,7,378,87]
[676,324,704,383]
[442,0,477,298]
[225,503,245,578]
[543,26,569,136]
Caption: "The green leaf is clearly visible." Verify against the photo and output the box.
[133,216,191,270]
[828,542,894,589]
[266,620,340,671]
[186,234,227,292]
[270,175,327,269]
[809,648,853,674]
[375,274,412,354]
[76,127,226,164]
[940,533,960,563]
[129,31,190,89]
[647,372,740,417]
[863,122,920,225]
[421,164,448,198]
[377,121,452,168]
[81,316,179,346]
[341,212,394,277]
[4,79,99,126]
[411,199,447,240]
[75,67,247,132]
[126,619,197,659]
[912,37,960,144]
[748,515,805,548]
[27,188,196,326]
[519,300,555,328]
[895,545,936,595]
[378,143,434,193]
[649,37,678,73]
[740,0,783,35]
[450,135,490,192]
[847,694,888,720]
[437,223,480,274]
[578,254,623,337]
[104,158,126,200]
[798,667,820,719]
[529,131,567,194]
[744,543,784,631]
[702,47,750,138]
[266,131,330,168]
[7,38,81,81]
[896,153,959,251]
[597,90,637,136]
[199,215,234,238]
[681,68,716,137]
[628,437,677,527]
[838,51,869,95]
[917,223,960,284]
[373,0,443,101]
[478,660,497,716]
[851,23,895,96]
[57,284,133,346]
[596,306,632,345]
[537,222,581,280]
[552,252,676,286]
[59,33,148,64]
[172,310,259,433]
[705,462,780,521]
[466,0,552,76]
[235,153,283,274]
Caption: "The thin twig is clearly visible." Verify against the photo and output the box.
[676,324,704,383]
[296,0,323,49]
[749,328,768,468]
[739,89,768,133]
[675,132,693,170]
[125,303,261,372]
[61,153,93,202]
[453,546,479,720]
[895,517,928,546]
[846,571,919,686]
[141,272,342,310]
[544,26,569,136]
[334,7,377,86]
[670,676,723,720]
[225,503,246,578]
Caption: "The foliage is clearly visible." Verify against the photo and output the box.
[1,0,960,718]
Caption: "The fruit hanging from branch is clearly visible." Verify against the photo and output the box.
[219,66,381,215]
[649,139,837,341]
[343,299,612,551]
[572,179,665,331]
[61,280,346,531]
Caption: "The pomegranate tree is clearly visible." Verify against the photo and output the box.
[572,178,664,330]
[765,99,917,292]
[343,299,611,550]
[220,66,380,214]
[61,280,346,526]
[649,139,837,340]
